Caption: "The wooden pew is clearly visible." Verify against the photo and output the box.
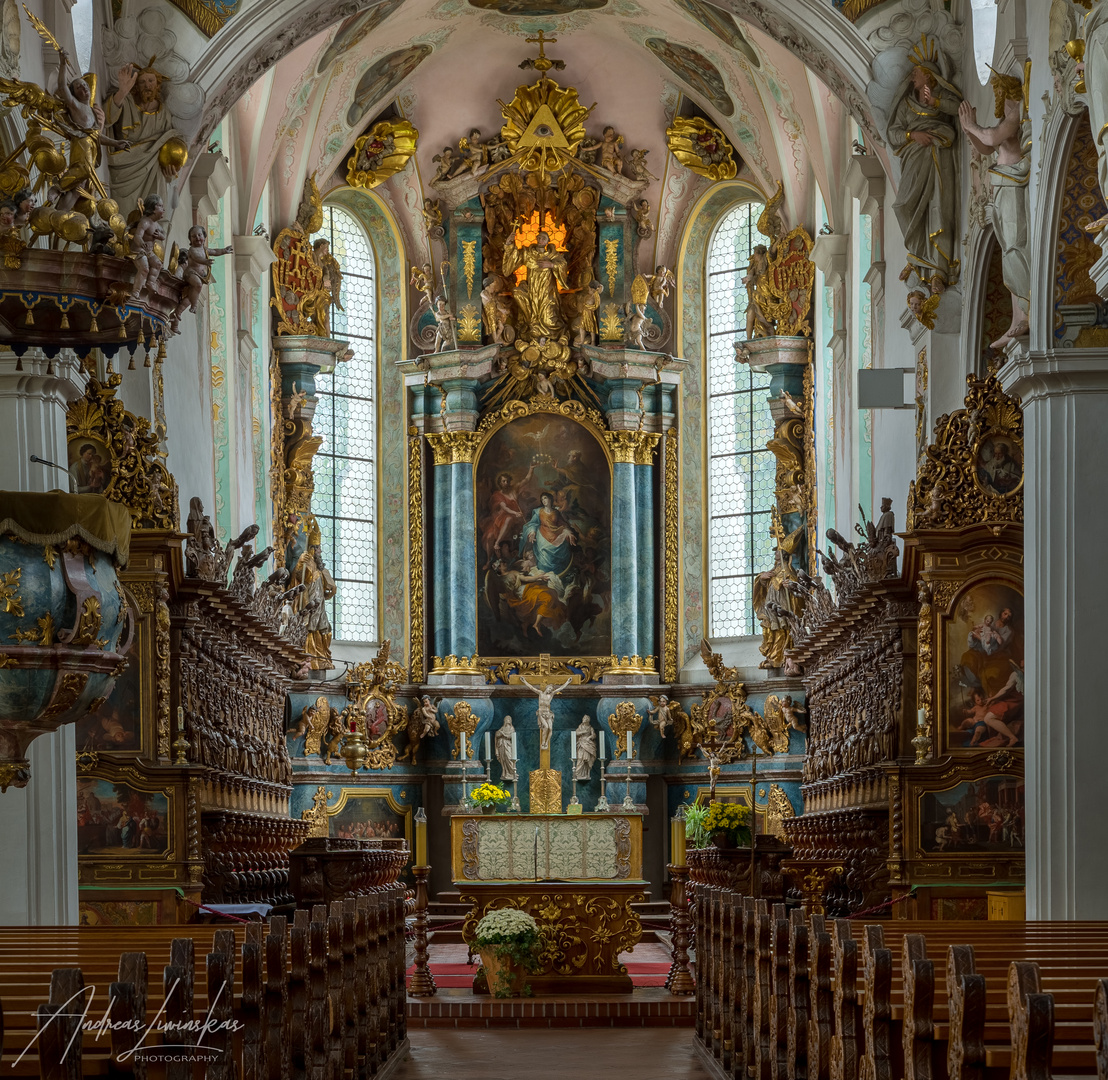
[0,878,411,1079]
[690,881,1108,1080]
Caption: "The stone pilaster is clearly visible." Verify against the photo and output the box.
[1000,345,1108,918]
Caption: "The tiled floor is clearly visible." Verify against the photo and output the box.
[391,1028,714,1078]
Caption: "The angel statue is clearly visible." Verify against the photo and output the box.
[310,237,344,336]
[518,674,573,751]
[644,265,676,307]
[399,694,442,765]
[647,694,677,738]
[763,694,807,749]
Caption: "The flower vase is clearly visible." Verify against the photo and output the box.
[481,804,496,814]
[479,949,526,997]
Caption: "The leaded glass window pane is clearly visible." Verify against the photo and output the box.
[309,205,377,642]
[706,202,775,637]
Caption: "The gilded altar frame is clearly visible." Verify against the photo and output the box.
[324,786,413,850]
[468,397,620,676]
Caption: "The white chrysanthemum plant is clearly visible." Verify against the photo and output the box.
[474,907,540,945]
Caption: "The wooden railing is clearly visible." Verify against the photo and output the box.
[690,882,1108,1080]
[0,884,410,1078]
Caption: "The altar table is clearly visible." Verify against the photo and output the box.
[451,813,647,993]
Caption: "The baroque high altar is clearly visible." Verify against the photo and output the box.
[407,32,685,684]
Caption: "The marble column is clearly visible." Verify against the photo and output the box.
[635,459,655,659]
[432,458,453,659]
[1000,346,1108,918]
[449,458,477,657]
[0,349,81,925]
[610,459,638,659]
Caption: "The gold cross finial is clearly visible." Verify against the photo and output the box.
[525,29,558,71]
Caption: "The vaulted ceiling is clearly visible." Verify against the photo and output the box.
[222,0,866,263]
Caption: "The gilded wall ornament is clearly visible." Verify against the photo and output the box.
[446,700,479,760]
[907,373,1023,531]
[342,640,410,771]
[345,119,419,190]
[665,115,738,181]
[751,184,816,338]
[66,371,179,531]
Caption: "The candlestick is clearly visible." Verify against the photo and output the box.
[414,806,428,867]
[670,806,686,867]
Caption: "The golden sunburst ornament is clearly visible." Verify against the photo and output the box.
[498,32,592,175]
[665,116,737,181]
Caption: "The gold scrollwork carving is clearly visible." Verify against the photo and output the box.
[66,373,179,530]
[907,373,1023,531]
[345,120,419,191]
[128,581,155,614]
[155,583,170,759]
[917,581,934,742]
[446,700,479,760]
[607,701,643,757]
[0,568,23,616]
[665,115,738,181]
[9,611,55,646]
[342,640,410,771]
[460,239,477,298]
[300,786,334,838]
[457,303,482,342]
[603,239,619,296]
[408,430,425,683]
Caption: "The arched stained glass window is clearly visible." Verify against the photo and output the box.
[706,201,776,637]
[309,204,377,642]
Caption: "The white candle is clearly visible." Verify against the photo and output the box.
[571,730,577,759]
[485,731,491,760]
[599,730,606,759]
[627,733,633,760]
[460,731,466,758]
[511,731,517,756]
[917,708,926,729]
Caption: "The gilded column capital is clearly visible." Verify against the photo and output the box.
[426,431,481,465]
[604,430,659,465]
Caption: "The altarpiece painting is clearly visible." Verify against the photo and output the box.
[476,413,612,658]
[945,581,1024,750]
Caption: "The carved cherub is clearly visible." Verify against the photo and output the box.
[411,263,435,311]
[422,198,443,239]
[127,193,166,297]
[627,147,658,182]
[173,224,232,323]
[451,128,487,179]
[432,146,454,181]
[644,265,675,307]
[630,198,653,238]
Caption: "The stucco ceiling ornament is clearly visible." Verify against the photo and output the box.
[665,114,738,180]
[345,118,419,189]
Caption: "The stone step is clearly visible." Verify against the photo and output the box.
[427,902,470,915]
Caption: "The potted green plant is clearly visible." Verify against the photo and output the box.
[683,802,712,849]
[703,800,752,849]
[472,907,542,997]
[470,782,512,813]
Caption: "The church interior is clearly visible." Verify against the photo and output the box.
[0,0,1107,1073]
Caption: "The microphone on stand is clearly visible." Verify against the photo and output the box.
[30,453,66,473]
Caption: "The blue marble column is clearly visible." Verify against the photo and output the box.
[432,463,452,658]
[635,462,655,659]
[450,460,477,657]
[610,460,638,658]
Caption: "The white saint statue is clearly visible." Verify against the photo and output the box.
[518,674,572,751]
[573,715,597,781]
[496,716,518,783]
